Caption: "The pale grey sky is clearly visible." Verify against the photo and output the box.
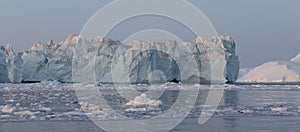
[0,0,300,68]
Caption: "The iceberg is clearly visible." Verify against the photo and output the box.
[0,35,240,84]
[239,53,300,82]
[291,53,300,63]
[237,67,253,79]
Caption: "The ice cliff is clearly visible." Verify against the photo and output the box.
[0,44,14,82]
[0,35,239,84]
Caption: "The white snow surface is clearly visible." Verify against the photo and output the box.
[237,67,253,79]
[0,35,239,84]
[239,53,300,82]
[291,53,300,63]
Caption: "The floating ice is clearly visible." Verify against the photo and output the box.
[271,107,288,112]
[13,110,36,116]
[125,93,162,107]
[1,105,15,114]
[124,93,162,112]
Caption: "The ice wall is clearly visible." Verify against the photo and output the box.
[0,35,240,84]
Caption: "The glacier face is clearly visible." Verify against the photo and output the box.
[1,35,240,84]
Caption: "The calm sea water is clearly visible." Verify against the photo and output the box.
[1,83,300,132]
[1,116,300,132]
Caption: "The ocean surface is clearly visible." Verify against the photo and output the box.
[1,82,300,132]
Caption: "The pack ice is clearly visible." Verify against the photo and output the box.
[0,35,239,84]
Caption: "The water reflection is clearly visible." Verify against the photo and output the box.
[180,89,240,131]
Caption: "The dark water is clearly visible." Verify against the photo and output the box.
[1,117,300,132]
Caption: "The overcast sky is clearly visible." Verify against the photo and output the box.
[0,0,300,68]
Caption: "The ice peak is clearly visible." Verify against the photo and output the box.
[219,35,234,42]
[63,34,86,46]
[195,36,204,43]
[94,36,103,43]
[5,44,14,56]
[290,53,300,63]
[5,44,12,49]
[30,42,43,51]
[0,44,14,57]
[195,36,211,43]
[47,40,54,46]
[195,35,234,43]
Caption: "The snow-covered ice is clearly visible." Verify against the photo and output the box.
[239,53,300,82]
